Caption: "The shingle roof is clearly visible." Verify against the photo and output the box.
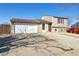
[71,22,79,28]
[43,15,68,19]
[10,18,52,24]
[53,16,68,19]
[36,19,52,23]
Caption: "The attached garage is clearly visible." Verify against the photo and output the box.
[10,18,52,34]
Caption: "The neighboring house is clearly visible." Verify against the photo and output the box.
[67,22,79,34]
[42,16,68,32]
[10,18,52,34]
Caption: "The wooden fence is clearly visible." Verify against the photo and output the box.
[0,24,11,34]
[67,28,79,34]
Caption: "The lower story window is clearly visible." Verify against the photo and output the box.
[55,29,57,31]
[61,29,63,32]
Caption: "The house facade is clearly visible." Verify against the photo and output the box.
[10,16,68,34]
[10,18,52,34]
[42,16,68,32]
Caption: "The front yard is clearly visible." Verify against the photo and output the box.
[0,33,79,56]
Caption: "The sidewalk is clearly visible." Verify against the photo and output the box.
[60,33,79,38]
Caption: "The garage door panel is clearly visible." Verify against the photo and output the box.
[15,25,38,33]
[15,25,25,33]
[26,25,37,33]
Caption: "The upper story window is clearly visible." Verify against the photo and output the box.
[58,18,64,24]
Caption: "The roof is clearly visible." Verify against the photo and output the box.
[43,15,68,19]
[53,16,68,19]
[36,19,52,23]
[10,18,52,24]
[71,22,79,28]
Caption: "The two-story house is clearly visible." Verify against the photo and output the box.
[10,16,68,34]
[0,16,68,34]
[42,16,68,32]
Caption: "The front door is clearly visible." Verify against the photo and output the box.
[48,24,51,32]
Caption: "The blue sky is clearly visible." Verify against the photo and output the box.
[0,3,79,27]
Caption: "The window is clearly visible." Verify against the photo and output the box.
[42,24,45,30]
[61,29,63,32]
[58,18,64,24]
[55,29,57,31]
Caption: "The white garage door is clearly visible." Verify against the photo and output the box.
[15,24,38,33]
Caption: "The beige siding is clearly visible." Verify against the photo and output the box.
[42,16,68,32]
[53,18,68,28]
[42,16,53,22]
[37,24,42,32]
[52,27,67,32]
[42,16,68,28]
[45,24,48,32]
[37,24,49,32]
[52,18,68,28]
[64,19,68,27]
[11,24,15,34]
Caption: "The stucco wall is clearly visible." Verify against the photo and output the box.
[45,24,49,32]
[37,24,42,32]
[11,24,15,34]
[42,16,68,32]
[52,27,67,32]
[37,23,49,32]
[52,18,68,28]
[42,16,53,22]
[42,16,68,28]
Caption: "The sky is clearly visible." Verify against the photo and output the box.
[0,3,79,27]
